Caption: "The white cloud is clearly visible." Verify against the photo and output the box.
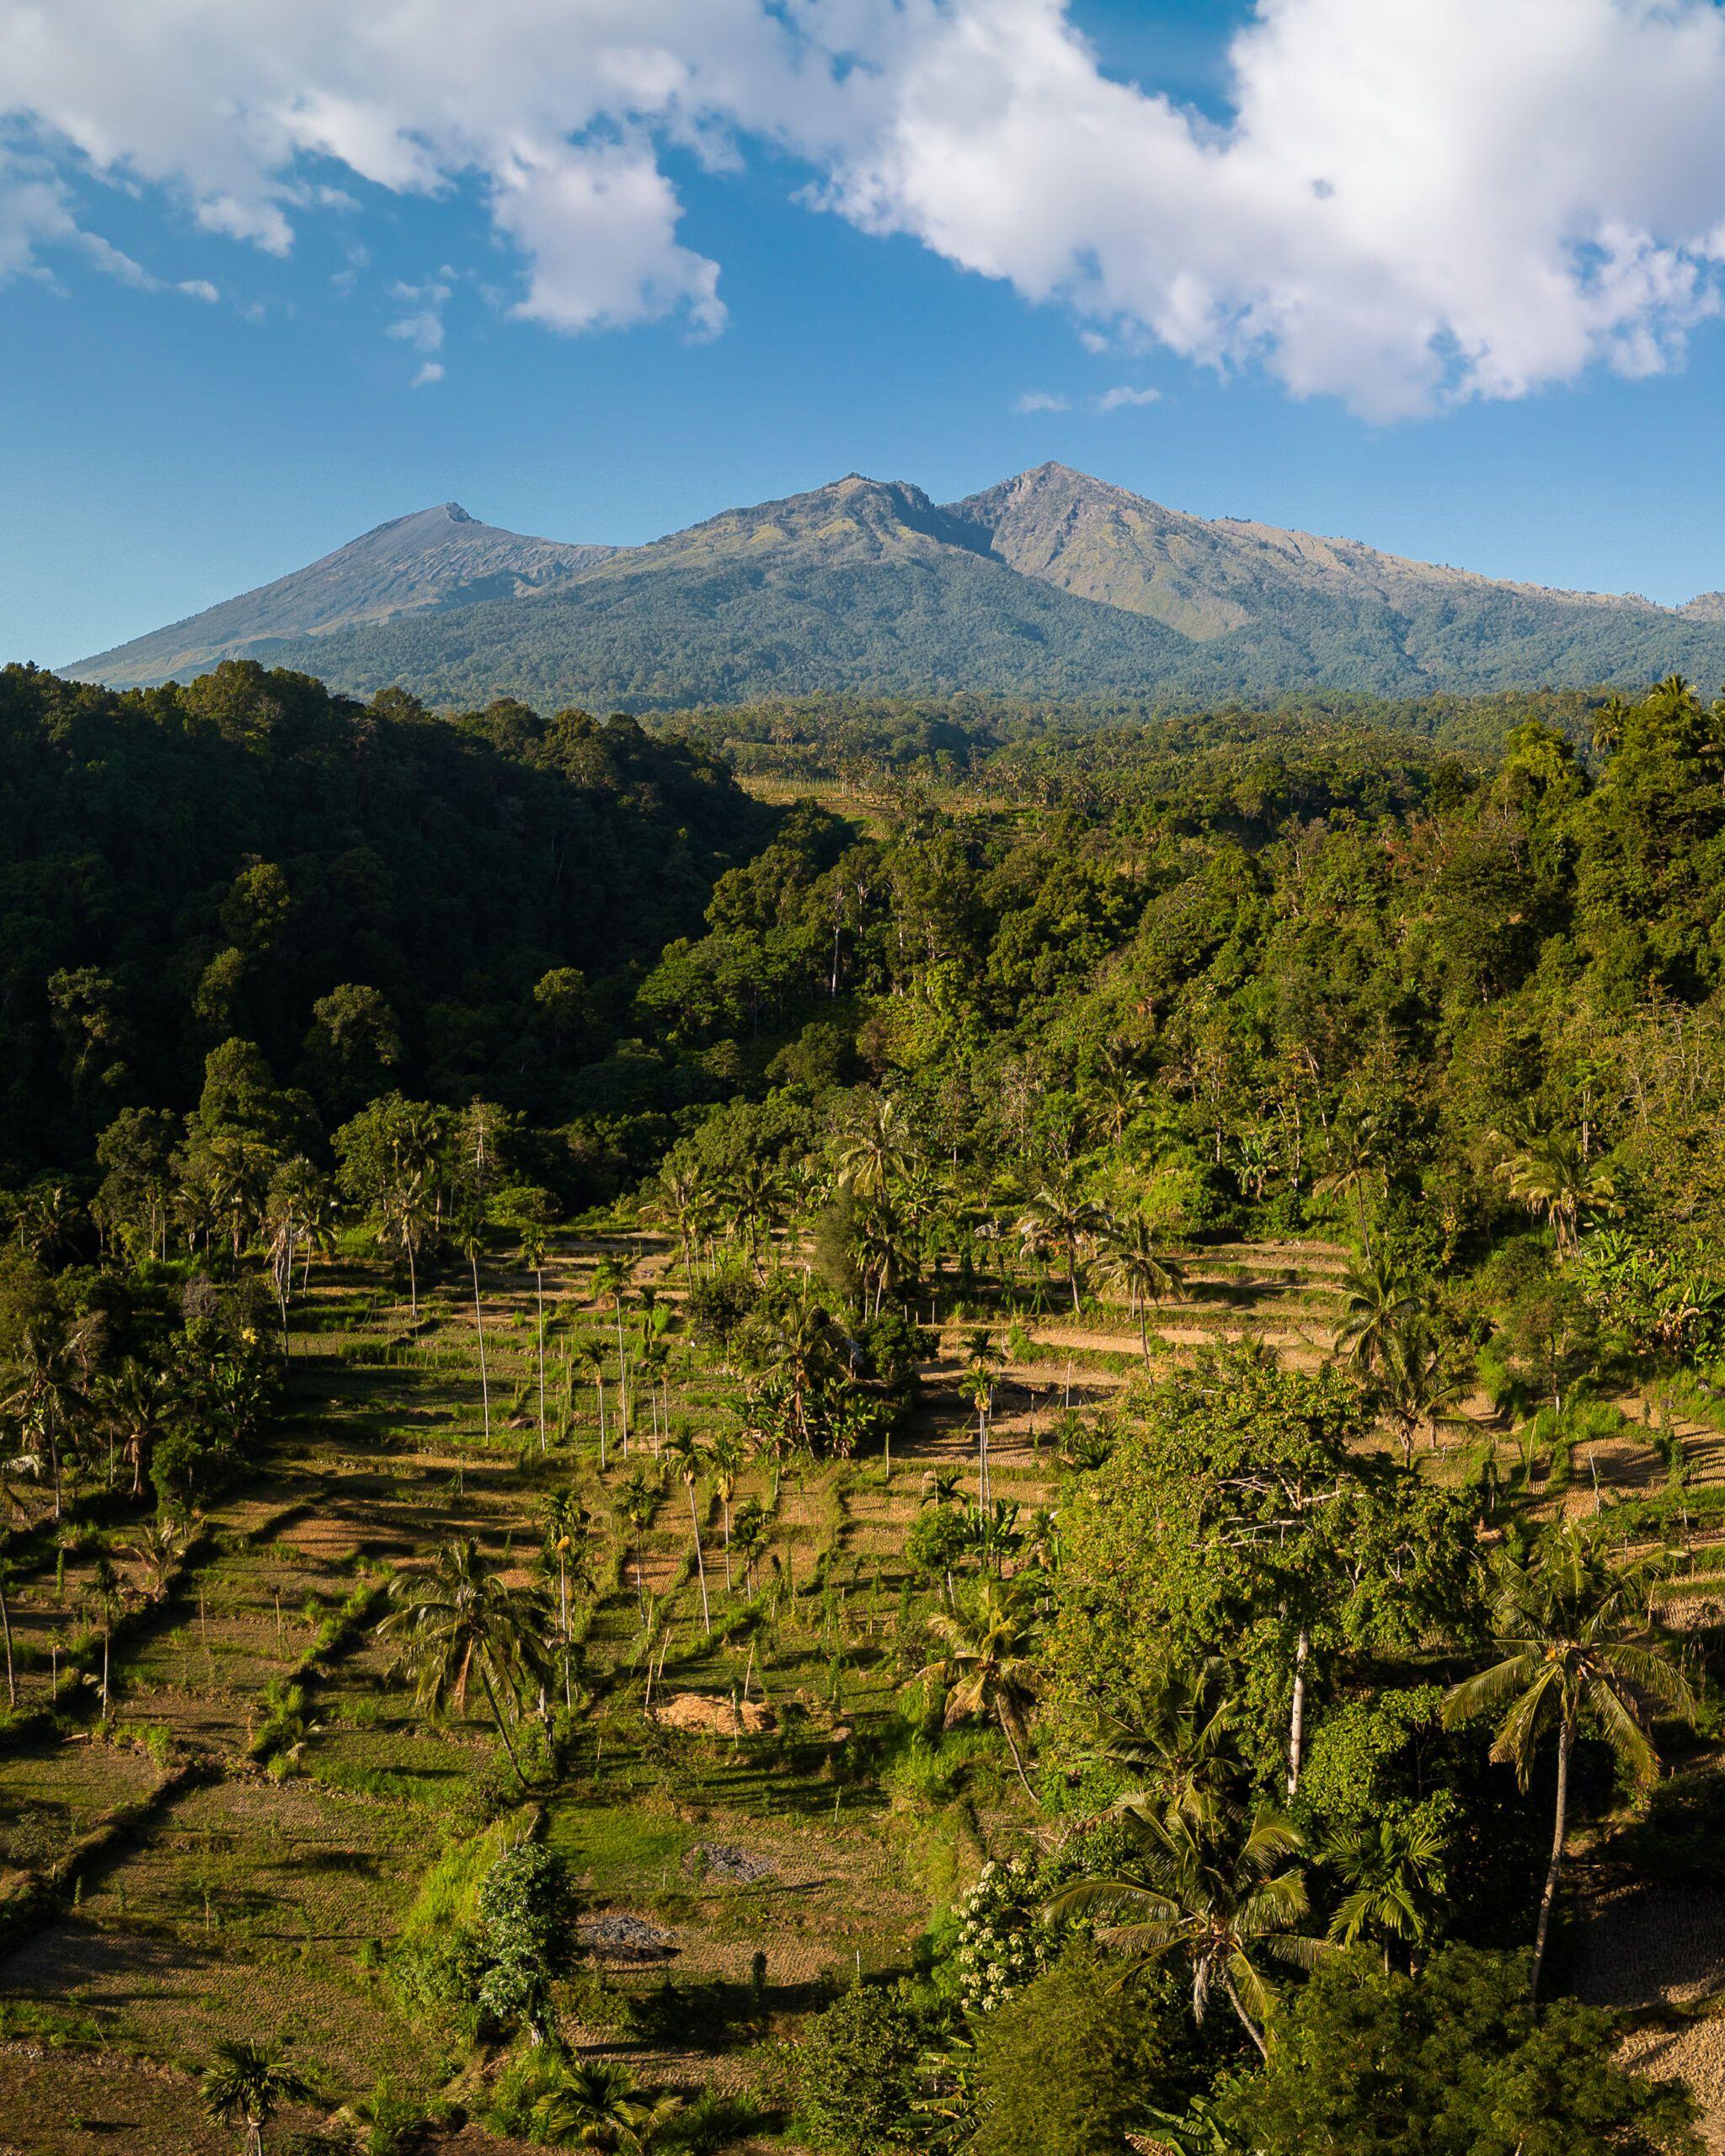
[411,360,444,387]
[1077,328,1108,354]
[387,273,453,352]
[5,1,1725,413]
[179,278,219,303]
[1016,389,1070,413]
[1095,385,1160,412]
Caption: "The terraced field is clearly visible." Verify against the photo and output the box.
[0,1229,1719,2151]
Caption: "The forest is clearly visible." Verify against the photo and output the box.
[0,655,1723,2153]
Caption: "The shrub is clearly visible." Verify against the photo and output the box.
[789,1983,930,2154]
[970,1948,1184,2156]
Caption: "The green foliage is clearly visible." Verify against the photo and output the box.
[969,1947,1184,2156]
[788,1983,932,2154]
[1221,1945,1701,2154]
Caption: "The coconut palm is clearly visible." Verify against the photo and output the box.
[1375,1318,1470,1465]
[575,1338,611,1469]
[1102,1662,1242,1834]
[1323,1813,1447,1971]
[377,1538,550,1788]
[1017,1176,1106,1314]
[93,1355,172,1500]
[1442,1525,1697,1996]
[118,1516,187,1604]
[664,1424,712,1636]
[708,1428,746,1590]
[83,1552,128,1716]
[519,1224,551,1454]
[1498,1131,1617,1257]
[459,1223,493,1442]
[833,1093,911,1199]
[541,1486,590,1710]
[590,1253,638,1449]
[1094,1209,1186,1362]
[1332,1254,1416,1377]
[200,2041,314,2155]
[617,1467,659,1619]
[916,1579,1041,1805]
[1051,1806,1325,2058]
[750,1302,846,1450]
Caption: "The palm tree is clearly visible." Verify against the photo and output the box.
[1102,1662,1242,1834]
[1017,1177,1106,1315]
[541,1486,589,1711]
[708,1429,745,1591]
[1052,1806,1325,2059]
[750,1302,846,1450]
[1332,1254,1415,1376]
[834,1094,911,1199]
[83,1553,128,1716]
[1442,1526,1697,1997]
[0,1557,14,1708]
[1324,1814,1446,1972]
[617,1468,659,1620]
[664,1425,712,1636]
[200,2041,314,2156]
[461,1224,493,1442]
[575,1338,611,1469]
[377,1538,550,1788]
[590,1254,638,1450]
[119,1516,188,1604]
[535,2059,682,2153]
[1375,1318,1469,1465]
[1498,1131,1616,1258]
[520,1225,551,1454]
[93,1356,171,1499]
[916,1580,1041,1805]
[1094,1209,1185,1361]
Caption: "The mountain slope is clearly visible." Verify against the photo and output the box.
[66,466,1725,707]
[252,475,1191,708]
[65,504,618,685]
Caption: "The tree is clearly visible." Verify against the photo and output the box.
[1053,1805,1326,2058]
[1100,1659,1243,1835]
[575,1338,611,1469]
[1333,1255,1416,1376]
[970,1947,1181,2156]
[1443,1526,1696,1997]
[541,1486,590,1712]
[916,1580,1041,1805]
[200,2041,314,2156]
[474,1839,579,2047]
[617,1468,658,1619]
[1221,1944,1701,2155]
[378,1539,550,1789]
[460,1221,493,1443]
[1047,1348,1479,1796]
[664,1424,712,1636]
[708,1428,745,1591]
[1094,1209,1185,1361]
[1498,1131,1616,1257]
[1017,1175,1107,1314]
[789,1983,928,2155]
[1324,1814,1446,1972]
[333,1095,446,1316]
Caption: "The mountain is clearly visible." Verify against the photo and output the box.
[64,503,617,686]
[66,465,1725,707]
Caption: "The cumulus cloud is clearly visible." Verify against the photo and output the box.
[411,360,444,387]
[1095,386,1161,412]
[1016,389,1070,413]
[6,0,1725,413]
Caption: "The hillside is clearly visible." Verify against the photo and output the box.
[65,503,617,685]
[65,465,1725,706]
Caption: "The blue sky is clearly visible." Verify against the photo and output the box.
[6,0,1725,666]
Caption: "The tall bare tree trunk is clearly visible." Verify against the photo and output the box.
[1530,1716,1574,1999]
